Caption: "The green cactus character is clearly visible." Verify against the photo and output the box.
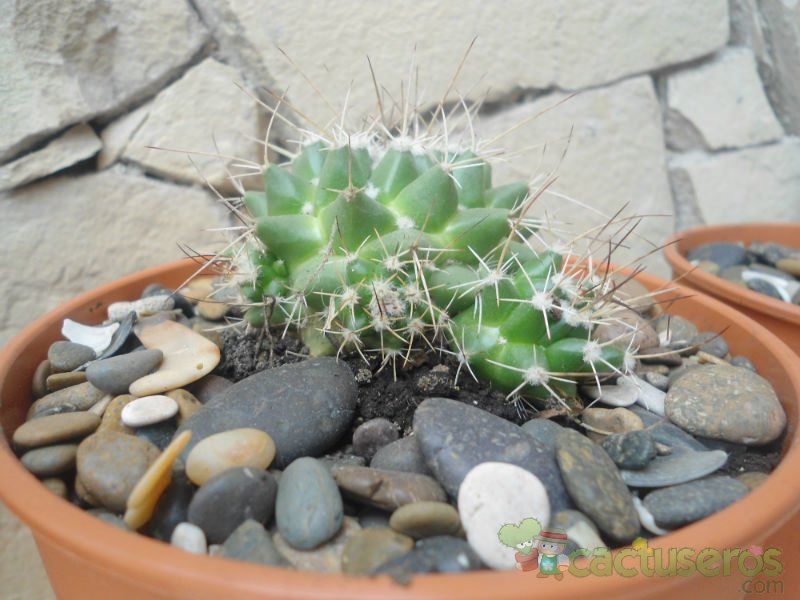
[497,517,542,571]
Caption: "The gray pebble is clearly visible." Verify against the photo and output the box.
[371,436,432,476]
[601,430,657,470]
[643,476,748,529]
[221,519,287,566]
[619,449,728,487]
[352,418,399,461]
[85,349,163,395]
[48,341,96,373]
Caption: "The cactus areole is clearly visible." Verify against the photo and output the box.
[238,136,632,404]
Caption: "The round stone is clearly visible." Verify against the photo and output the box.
[691,332,729,359]
[197,300,229,321]
[582,407,644,442]
[601,430,657,470]
[28,382,105,419]
[121,395,179,428]
[776,257,800,277]
[171,522,207,555]
[737,471,769,491]
[555,428,640,544]
[374,536,482,581]
[85,349,164,395]
[341,528,414,574]
[33,360,51,399]
[275,457,344,550]
[731,356,757,371]
[352,418,399,461]
[654,315,698,348]
[593,308,659,350]
[48,341,96,373]
[642,371,669,391]
[457,462,550,570]
[20,444,78,477]
[186,428,276,485]
[389,501,461,539]
[643,476,748,529]
[167,389,203,424]
[42,478,68,499]
[185,374,233,404]
[46,371,87,393]
[370,436,432,476]
[188,467,278,544]
[273,516,359,572]
[331,465,446,511]
[221,519,286,566]
[687,242,747,270]
[76,431,160,512]
[665,365,786,445]
[98,395,135,433]
[13,411,100,449]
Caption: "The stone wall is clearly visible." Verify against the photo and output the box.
[1,2,799,597]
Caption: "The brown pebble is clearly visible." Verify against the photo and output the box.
[197,301,229,321]
[46,371,88,393]
[776,257,800,277]
[13,411,100,449]
[21,444,78,477]
[186,374,233,404]
[41,478,68,499]
[98,395,135,434]
[166,389,203,425]
[737,472,769,491]
[341,527,414,574]
[28,382,105,419]
[389,501,461,539]
[582,407,644,442]
[32,360,52,399]
[331,465,447,511]
[273,517,361,573]
[74,474,100,507]
[593,308,659,351]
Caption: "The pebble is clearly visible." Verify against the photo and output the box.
[178,358,357,468]
[691,332,729,359]
[28,382,105,419]
[221,519,286,566]
[42,478,68,499]
[520,418,564,451]
[389,502,461,539]
[776,257,800,277]
[413,397,571,510]
[370,435,432,476]
[13,411,100,448]
[85,349,164,395]
[737,471,769,491]
[748,242,794,266]
[185,374,233,404]
[98,395,135,434]
[21,444,78,477]
[665,365,786,445]
[632,496,669,536]
[88,509,131,530]
[582,407,644,441]
[629,408,709,453]
[275,457,344,550]
[121,395,179,428]
[642,371,669,391]
[124,430,192,530]
[61,319,120,356]
[359,507,392,529]
[731,356,757,371]
[618,449,728,487]
[687,242,747,270]
[341,528,414,574]
[747,277,784,300]
[181,276,215,302]
[592,308,659,350]
[610,274,657,315]
[582,378,638,408]
[188,467,278,544]
[89,394,112,419]
[147,471,195,541]
[142,284,194,318]
[373,535,482,582]
[332,465,446,511]
[457,462,550,569]
[551,509,605,553]
[108,295,174,321]
[46,371,87,393]
[695,260,720,275]
[643,476,748,529]
[601,430,657,470]
[555,428,640,544]
[76,431,160,512]
[166,389,203,424]
[170,522,207,555]
[186,428,276,486]
[654,315,698,349]
[352,418,399,461]
[48,341,96,373]
[135,420,177,450]
[273,517,360,572]
[197,300,229,321]
[32,360,51,399]
[129,321,221,397]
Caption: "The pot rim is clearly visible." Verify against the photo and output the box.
[664,222,800,326]
[1,258,799,599]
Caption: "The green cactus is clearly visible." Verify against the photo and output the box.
[235,133,633,405]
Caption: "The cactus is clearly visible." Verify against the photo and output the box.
[234,127,635,406]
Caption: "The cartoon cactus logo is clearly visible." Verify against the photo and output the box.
[215,50,648,408]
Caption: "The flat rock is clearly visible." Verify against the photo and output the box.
[389,502,461,540]
[413,397,571,510]
[13,411,100,448]
[177,358,358,468]
[601,430,657,470]
[48,341,96,373]
[121,395,178,428]
[582,407,644,442]
[370,435,432,476]
[86,349,163,395]
[665,365,786,445]
[619,449,728,488]
[186,428,275,485]
[20,444,78,477]
[129,321,220,396]
[341,528,414,574]
[643,476,749,529]
[273,517,360,572]
[352,418,399,461]
[275,457,343,550]
[222,519,286,566]
[28,382,105,419]
[98,395,135,434]
[332,465,446,511]
[188,467,278,544]
[555,429,640,544]
[46,371,88,393]
[373,535,483,582]
[76,431,160,512]
[458,462,550,570]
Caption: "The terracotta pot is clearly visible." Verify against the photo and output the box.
[664,222,800,356]
[1,259,799,599]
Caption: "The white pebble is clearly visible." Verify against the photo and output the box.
[61,319,119,355]
[632,496,669,536]
[170,522,207,554]
[108,295,174,321]
[630,375,666,416]
[121,395,178,427]
[458,462,550,570]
